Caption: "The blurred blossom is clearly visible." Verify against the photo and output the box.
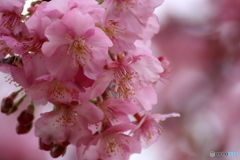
[150,0,240,159]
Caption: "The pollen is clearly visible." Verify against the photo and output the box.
[0,41,14,56]
[47,79,79,100]
[113,65,141,100]
[53,105,81,131]
[101,136,126,158]
[117,0,137,10]
[25,39,44,55]
[5,74,21,87]
[68,38,92,67]
[102,20,127,42]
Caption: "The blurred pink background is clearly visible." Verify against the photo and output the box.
[1,0,240,160]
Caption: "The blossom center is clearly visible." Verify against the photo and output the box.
[113,65,138,99]
[117,0,137,10]
[0,12,21,30]
[68,38,92,66]
[98,101,116,123]
[0,40,13,56]
[47,79,79,101]
[25,39,44,55]
[53,105,80,131]
[101,135,126,157]
[103,20,127,41]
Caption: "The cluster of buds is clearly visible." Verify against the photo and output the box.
[0,0,179,159]
[16,102,34,134]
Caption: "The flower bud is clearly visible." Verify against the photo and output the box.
[7,94,27,115]
[1,90,22,114]
[8,89,22,100]
[61,140,70,147]
[1,97,13,114]
[17,103,34,125]
[17,110,34,125]
[50,144,67,158]
[39,138,53,151]
[16,123,32,134]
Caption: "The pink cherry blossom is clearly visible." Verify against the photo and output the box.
[0,27,24,58]
[0,37,14,58]
[98,16,140,53]
[102,0,163,36]
[132,112,180,148]
[42,8,112,80]
[0,0,180,159]
[77,123,141,160]
[0,0,25,34]
[25,3,51,41]
[90,46,163,110]
[35,101,103,145]
[26,74,83,105]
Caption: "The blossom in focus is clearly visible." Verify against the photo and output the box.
[0,0,179,159]
[35,101,103,145]
[77,123,141,160]
[90,46,163,111]
[42,8,112,80]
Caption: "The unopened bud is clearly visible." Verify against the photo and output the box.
[9,89,22,100]
[61,140,70,147]
[1,97,13,114]
[7,94,27,115]
[50,144,67,158]
[39,138,54,151]
[1,90,22,114]
[17,103,34,125]
[17,110,34,125]
[16,123,32,134]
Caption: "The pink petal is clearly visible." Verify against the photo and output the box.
[42,23,70,57]
[90,70,114,99]
[26,81,49,105]
[25,8,51,40]
[152,113,181,122]
[129,48,163,83]
[75,101,103,124]
[104,123,136,134]
[62,8,95,37]
[106,99,139,114]
[134,86,157,111]
[35,111,67,144]
[44,50,78,81]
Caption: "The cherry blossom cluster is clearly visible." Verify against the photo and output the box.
[0,0,179,159]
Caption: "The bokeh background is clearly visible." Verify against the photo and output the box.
[1,0,240,159]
